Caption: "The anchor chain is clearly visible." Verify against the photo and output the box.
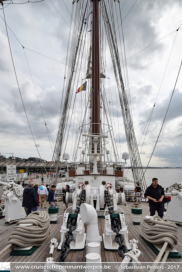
[56,189,86,262]
[104,190,127,259]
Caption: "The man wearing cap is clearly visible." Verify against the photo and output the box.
[22,181,39,215]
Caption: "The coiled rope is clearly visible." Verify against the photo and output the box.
[8,211,50,248]
[141,215,178,249]
[141,215,178,267]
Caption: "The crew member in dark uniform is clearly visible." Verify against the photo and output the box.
[135,182,142,203]
[144,178,164,218]
[62,185,70,211]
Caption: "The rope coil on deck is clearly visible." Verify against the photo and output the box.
[8,211,50,247]
[141,215,178,249]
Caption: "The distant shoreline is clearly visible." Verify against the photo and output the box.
[125,167,182,169]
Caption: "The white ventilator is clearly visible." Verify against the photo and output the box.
[80,203,101,244]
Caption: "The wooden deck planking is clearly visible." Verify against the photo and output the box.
[0,201,181,263]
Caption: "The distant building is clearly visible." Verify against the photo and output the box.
[26,157,46,163]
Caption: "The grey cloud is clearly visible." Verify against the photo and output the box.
[10,81,62,119]
[108,103,122,118]
[0,56,10,73]
[115,133,126,144]
[153,145,182,165]
[6,78,86,142]
[131,84,153,105]
[0,32,12,73]
[0,113,56,142]
[176,133,182,140]
[141,89,182,123]
[118,0,181,70]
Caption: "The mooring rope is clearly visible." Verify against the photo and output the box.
[8,211,50,248]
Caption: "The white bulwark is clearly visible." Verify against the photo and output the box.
[6,165,16,182]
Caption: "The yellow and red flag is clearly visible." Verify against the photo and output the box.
[76,81,87,94]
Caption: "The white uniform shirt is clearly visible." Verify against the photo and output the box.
[38,185,48,196]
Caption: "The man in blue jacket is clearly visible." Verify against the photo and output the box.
[22,181,39,215]
[48,185,56,206]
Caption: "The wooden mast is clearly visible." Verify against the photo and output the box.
[91,0,100,138]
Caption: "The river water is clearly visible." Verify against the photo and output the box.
[125,168,182,188]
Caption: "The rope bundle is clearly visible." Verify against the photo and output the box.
[8,211,50,247]
[141,215,178,249]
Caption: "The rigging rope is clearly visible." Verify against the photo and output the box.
[53,1,89,182]
[48,0,70,29]
[134,27,181,161]
[65,1,91,162]
[73,95,90,162]
[0,11,76,71]
[118,1,133,118]
[0,0,44,9]
[102,0,147,190]
[106,28,179,71]
[61,3,89,161]
[63,1,84,162]
[121,0,137,24]
[62,0,71,18]
[8,0,44,4]
[142,61,182,178]
[2,6,44,164]
[138,29,181,181]
[23,48,54,154]
[24,47,70,66]
[0,0,12,9]
[0,15,82,69]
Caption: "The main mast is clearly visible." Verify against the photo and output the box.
[91,0,100,137]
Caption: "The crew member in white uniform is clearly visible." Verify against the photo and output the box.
[38,183,48,208]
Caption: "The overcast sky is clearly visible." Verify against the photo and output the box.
[0,0,182,167]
